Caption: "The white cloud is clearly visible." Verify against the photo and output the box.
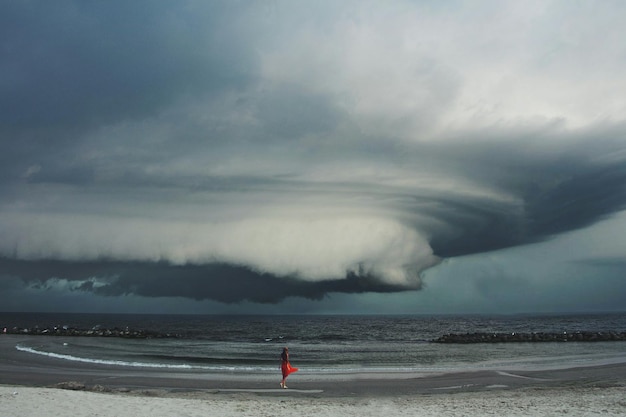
[0,205,438,286]
[258,1,626,138]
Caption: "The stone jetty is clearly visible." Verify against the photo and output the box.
[432,331,626,343]
[2,325,180,339]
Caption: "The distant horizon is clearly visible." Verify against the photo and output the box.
[3,310,626,317]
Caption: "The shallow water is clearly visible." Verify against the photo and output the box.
[3,312,626,375]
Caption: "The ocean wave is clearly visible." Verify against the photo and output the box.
[14,344,276,372]
[13,344,430,374]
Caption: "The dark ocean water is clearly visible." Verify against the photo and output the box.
[2,312,626,375]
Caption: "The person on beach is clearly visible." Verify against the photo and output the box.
[280,347,298,388]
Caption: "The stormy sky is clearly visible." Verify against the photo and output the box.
[1,0,625,314]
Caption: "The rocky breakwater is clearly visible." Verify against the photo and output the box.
[3,325,180,339]
[432,331,626,343]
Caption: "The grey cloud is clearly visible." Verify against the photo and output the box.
[574,257,626,270]
[1,126,625,304]
[0,1,254,129]
[1,1,626,310]
[452,159,625,255]
[256,88,342,140]
[0,0,258,182]
[0,258,415,304]
[407,131,626,257]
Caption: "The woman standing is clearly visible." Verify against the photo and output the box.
[280,347,298,388]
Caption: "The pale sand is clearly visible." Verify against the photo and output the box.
[1,384,625,417]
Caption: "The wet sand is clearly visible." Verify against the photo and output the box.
[2,335,625,416]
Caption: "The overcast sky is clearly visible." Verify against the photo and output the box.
[1,0,625,315]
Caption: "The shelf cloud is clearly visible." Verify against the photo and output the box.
[1,1,625,308]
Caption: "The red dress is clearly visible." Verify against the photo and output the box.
[281,361,298,379]
[281,351,298,378]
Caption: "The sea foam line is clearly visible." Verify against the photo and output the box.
[15,344,199,369]
[15,344,278,372]
[13,344,288,372]
[15,344,291,373]
[13,344,426,375]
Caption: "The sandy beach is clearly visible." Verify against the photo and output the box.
[2,384,625,417]
[1,335,625,416]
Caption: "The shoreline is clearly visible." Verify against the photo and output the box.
[2,335,626,397]
[2,335,626,416]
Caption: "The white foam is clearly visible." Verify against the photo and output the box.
[16,345,195,369]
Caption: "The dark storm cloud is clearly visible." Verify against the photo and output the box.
[0,258,412,304]
[2,134,624,305]
[0,1,252,129]
[415,134,626,257]
[1,1,626,310]
[0,0,256,181]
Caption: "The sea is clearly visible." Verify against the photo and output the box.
[2,312,626,376]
